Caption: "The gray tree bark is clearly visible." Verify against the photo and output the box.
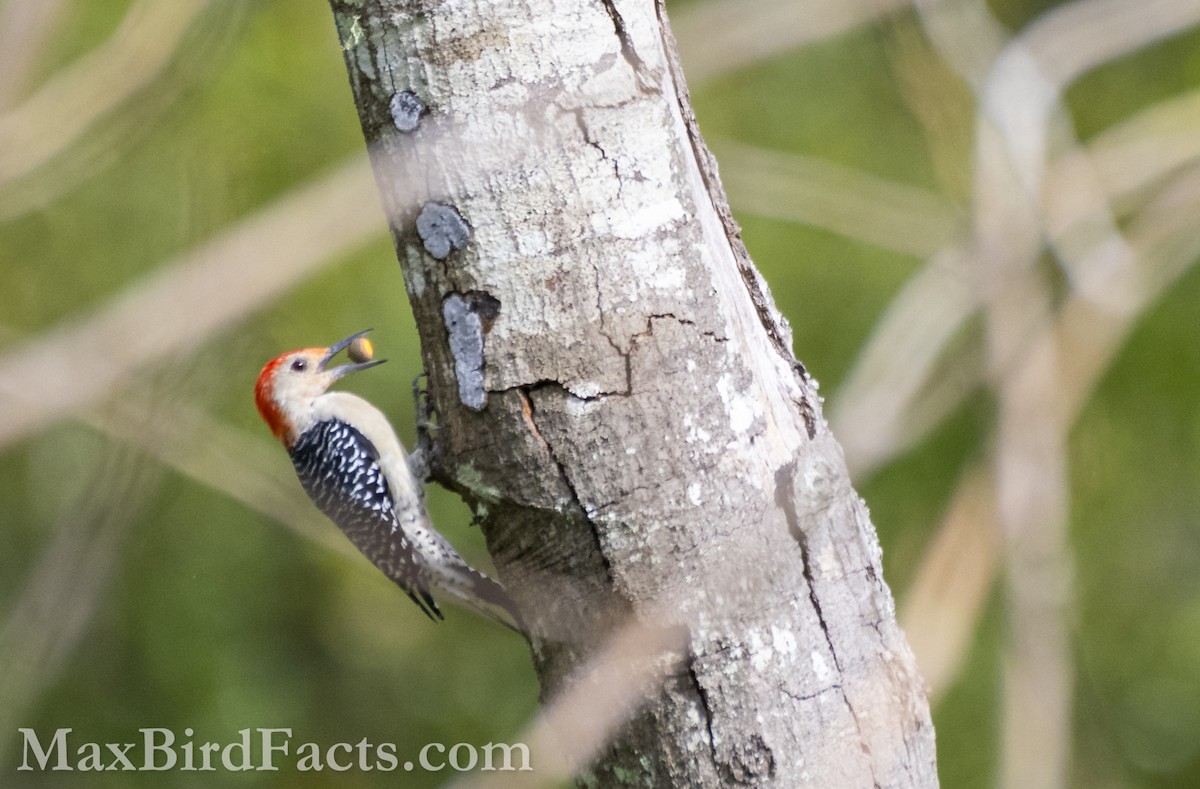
[328,0,938,786]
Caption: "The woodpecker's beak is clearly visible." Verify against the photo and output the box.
[320,329,385,379]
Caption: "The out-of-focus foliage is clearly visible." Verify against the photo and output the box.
[1,0,1198,787]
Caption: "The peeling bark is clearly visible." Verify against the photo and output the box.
[328,0,938,785]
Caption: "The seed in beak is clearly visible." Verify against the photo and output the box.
[348,336,375,364]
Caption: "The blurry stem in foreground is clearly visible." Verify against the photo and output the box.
[326,0,937,785]
[0,444,156,769]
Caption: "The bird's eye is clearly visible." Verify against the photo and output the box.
[290,358,308,372]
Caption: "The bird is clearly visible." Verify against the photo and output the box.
[254,329,522,631]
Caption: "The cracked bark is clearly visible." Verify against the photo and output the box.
[328,0,937,786]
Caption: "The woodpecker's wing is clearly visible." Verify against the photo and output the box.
[288,418,443,621]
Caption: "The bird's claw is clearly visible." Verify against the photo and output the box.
[409,373,438,483]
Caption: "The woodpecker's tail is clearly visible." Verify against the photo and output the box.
[405,586,444,623]
[441,566,526,634]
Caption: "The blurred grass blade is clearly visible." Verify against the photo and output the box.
[448,620,688,789]
[0,0,67,109]
[831,246,978,478]
[716,140,960,258]
[0,0,211,188]
[0,447,157,769]
[900,464,999,701]
[1021,0,1200,88]
[0,155,382,451]
[676,0,910,86]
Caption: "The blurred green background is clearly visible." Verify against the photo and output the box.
[1,0,1198,786]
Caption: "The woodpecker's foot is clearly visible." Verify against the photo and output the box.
[410,373,438,483]
[407,446,431,486]
[412,372,440,432]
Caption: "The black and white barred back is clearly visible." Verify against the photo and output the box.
[289,418,443,620]
[288,418,522,631]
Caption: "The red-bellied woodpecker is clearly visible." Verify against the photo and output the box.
[254,329,521,631]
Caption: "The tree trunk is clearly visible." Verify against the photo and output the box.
[328,0,938,785]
